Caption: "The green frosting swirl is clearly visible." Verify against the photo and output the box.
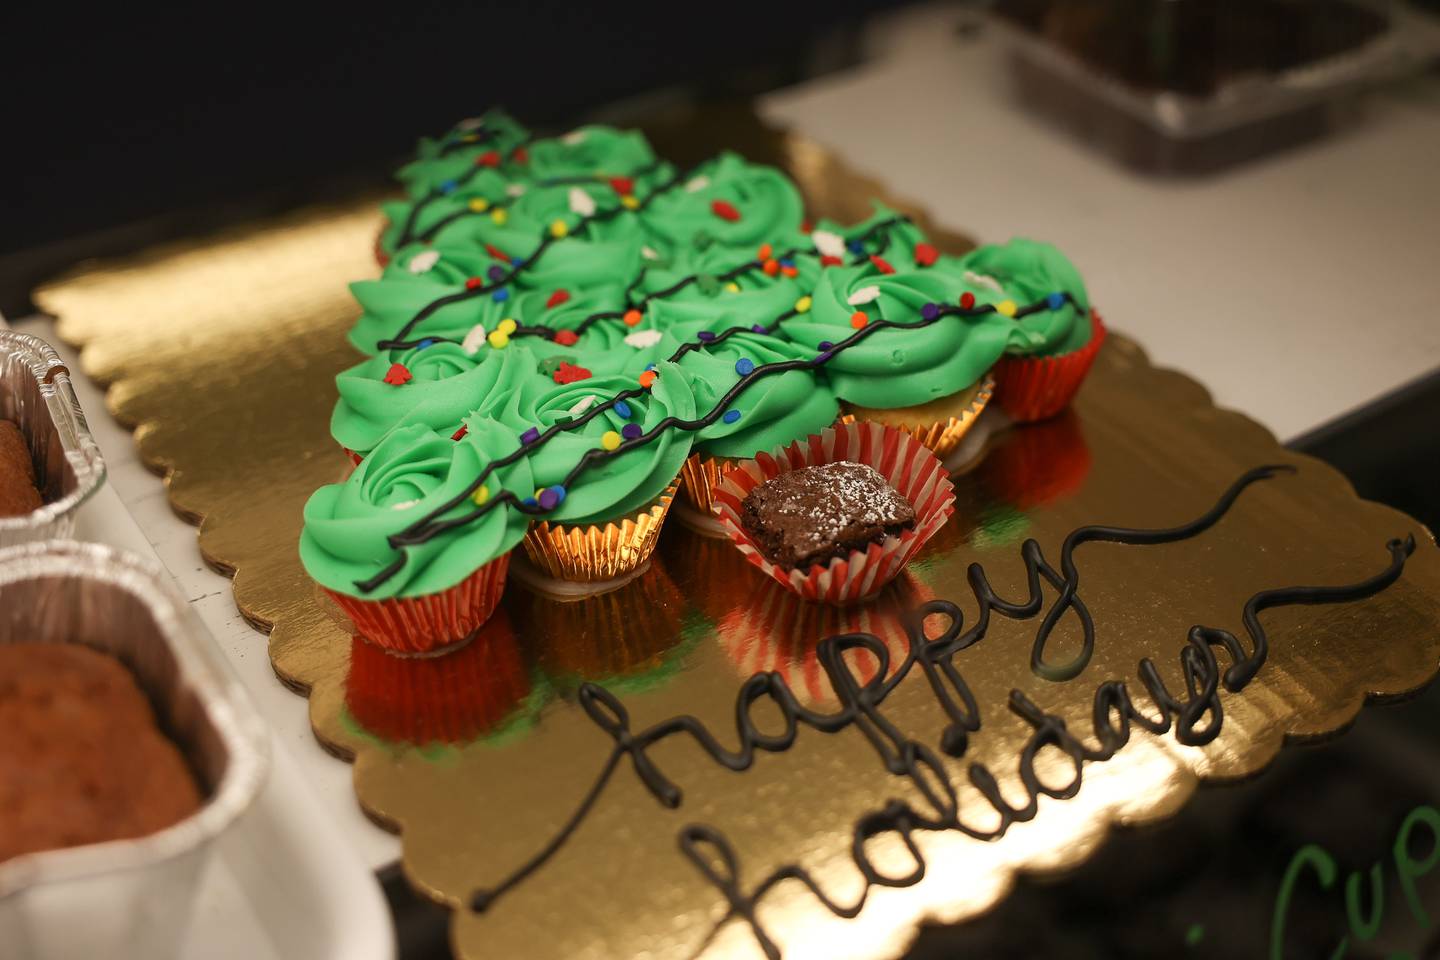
[649,298,839,459]
[394,111,532,199]
[489,362,696,527]
[523,126,664,185]
[957,238,1092,357]
[300,418,532,599]
[784,262,1021,408]
[331,341,549,456]
[641,153,808,263]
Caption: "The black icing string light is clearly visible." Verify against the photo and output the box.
[353,289,1082,592]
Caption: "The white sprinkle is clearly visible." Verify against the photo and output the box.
[685,175,710,193]
[390,499,420,511]
[963,271,1006,295]
[561,130,587,145]
[568,187,596,217]
[568,395,596,416]
[625,329,663,348]
[811,229,846,259]
[847,285,881,306]
[456,117,485,132]
[506,183,526,197]
[641,246,660,261]
[461,324,487,355]
[407,249,441,274]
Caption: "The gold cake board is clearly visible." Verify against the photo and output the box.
[34,118,1440,960]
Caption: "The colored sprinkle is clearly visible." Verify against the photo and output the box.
[751,324,766,334]
[818,340,833,350]
[440,179,458,194]
[520,427,541,444]
[623,308,644,327]
[921,303,940,321]
[614,400,633,418]
[491,208,508,225]
[621,423,643,440]
[468,197,490,213]
[795,296,813,313]
[497,318,518,335]
[847,239,865,254]
[850,311,868,329]
[417,338,436,349]
[547,289,571,309]
[997,299,1017,317]
[451,424,468,441]
[697,331,716,342]
[522,496,537,507]
[510,257,524,267]
[735,358,755,376]
[550,219,569,238]
[757,242,773,260]
[383,363,412,386]
[601,430,622,451]
[609,176,635,195]
[820,255,843,267]
[711,199,741,222]
[477,150,501,168]
[762,259,780,277]
[553,361,592,384]
[464,277,483,291]
[488,331,510,349]
[538,486,564,510]
[487,265,506,282]
[722,410,741,424]
[554,329,579,346]
[620,196,640,210]
[778,258,795,268]
[725,282,741,293]
[485,243,510,262]
[870,255,895,275]
[960,292,976,309]
[471,484,490,506]
[1047,292,1066,310]
[638,370,658,388]
[914,243,939,267]
[492,288,510,303]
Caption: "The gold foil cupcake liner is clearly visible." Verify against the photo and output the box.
[840,375,995,460]
[678,453,739,515]
[521,480,680,582]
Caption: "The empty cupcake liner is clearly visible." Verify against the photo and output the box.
[711,422,955,605]
[992,311,1107,422]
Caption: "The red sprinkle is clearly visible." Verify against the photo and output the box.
[546,289,571,309]
[553,361,592,385]
[870,255,895,275]
[451,424,469,441]
[623,308,644,327]
[757,242,773,260]
[762,259,780,277]
[348,449,363,466]
[780,265,798,278]
[638,370,658,389]
[384,363,413,386]
[464,277,483,290]
[554,329,579,346]
[914,243,939,267]
[850,312,869,329]
[512,147,528,164]
[609,176,635,196]
[960,292,976,309]
[820,255,843,267]
[711,200,741,222]
[800,219,813,234]
[484,243,510,262]
[477,150,501,168]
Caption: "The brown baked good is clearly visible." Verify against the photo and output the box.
[739,461,916,570]
[0,643,203,864]
[0,420,43,518]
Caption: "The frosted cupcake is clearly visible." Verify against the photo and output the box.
[300,417,532,653]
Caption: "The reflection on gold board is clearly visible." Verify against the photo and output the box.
[34,111,1440,960]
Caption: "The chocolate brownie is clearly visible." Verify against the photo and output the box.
[0,420,42,518]
[740,461,916,569]
[0,643,203,864]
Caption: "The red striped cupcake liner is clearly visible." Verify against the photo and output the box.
[711,422,955,605]
[345,606,530,745]
[323,552,511,655]
[992,310,1107,423]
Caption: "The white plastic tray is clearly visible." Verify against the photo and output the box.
[4,314,395,960]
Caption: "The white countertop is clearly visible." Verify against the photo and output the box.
[761,3,1440,443]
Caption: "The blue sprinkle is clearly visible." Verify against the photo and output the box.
[778,258,795,268]
[621,423,643,440]
[1047,292,1065,310]
[722,410,741,424]
[751,324,766,334]
[644,363,656,372]
[735,358,755,376]
[921,303,940,321]
[511,257,525,267]
[818,340,833,350]
[417,338,436,350]
[520,427,540,444]
[492,288,510,303]
[487,265,506,282]
[847,239,864,254]
[614,400,632,418]
[440,179,458,194]
[522,496,538,507]
[697,331,716,342]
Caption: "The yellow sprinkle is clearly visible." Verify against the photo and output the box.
[601,430,621,451]
[487,330,510,349]
[621,195,640,210]
[550,219,569,238]
[997,299,1017,317]
[471,484,490,506]
[725,282,740,293]
[490,208,508,225]
[497,318,517,335]
[467,197,490,213]
[794,295,813,313]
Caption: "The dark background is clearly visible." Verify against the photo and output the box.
[7,4,1439,956]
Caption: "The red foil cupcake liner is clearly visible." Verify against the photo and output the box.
[345,606,530,745]
[711,422,955,605]
[992,310,1107,423]
[323,553,511,655]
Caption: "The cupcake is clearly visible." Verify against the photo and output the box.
[712,421,955,605]
[956,238,1104,422]
[783,256,1015,458]
[344,607,534,746]
[392,110,532,200]
[493,360,696,582]
[300,416,533,653]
